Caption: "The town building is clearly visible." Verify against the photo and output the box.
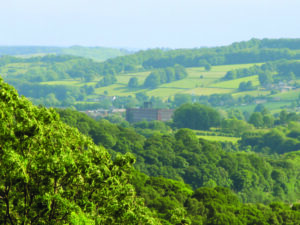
[126,102,174,123]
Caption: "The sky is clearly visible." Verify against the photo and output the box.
[1,0,300,49]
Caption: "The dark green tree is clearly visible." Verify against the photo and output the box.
[204,63,212,71]
[248,112,264,128]
[259,71,273,87]
[143,71,161,88]
[173,103,221,130]
[128,77,139,88]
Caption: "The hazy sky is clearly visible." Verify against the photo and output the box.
[1,0,300,49]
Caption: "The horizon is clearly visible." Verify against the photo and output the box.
[1,0,300,49]
[0,37,299,51]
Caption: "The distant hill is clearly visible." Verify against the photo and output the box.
[2,38,300,112]
[0,46,132,61]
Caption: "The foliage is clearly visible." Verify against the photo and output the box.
[132,171,300,225]
[96,75,117,87]
[0,79,158,224]
[173,103,221,130]
[238,81,255,91]
[240,122,300,154]
[221,118,254,136]
[128,77,139,88]
[143,65,187,88]
[57,109,300,205]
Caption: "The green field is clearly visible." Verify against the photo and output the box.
[270,89,300,101]
[0,63,31,77]
[234,101,292,114]
[2,62,261,99]
[197,135,241,143]
[232,90,271,98]
[39,64,259,98]
[3,60,299,112]
[117,71,151,84]
[210,75,260,89]
[99,64,259,98]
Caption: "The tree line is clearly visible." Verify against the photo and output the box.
[56,107,300,204]
[1,78,300,224]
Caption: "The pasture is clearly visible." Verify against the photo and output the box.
[210,75,260,89]
[197,135,241,143]
[2,60,298,113]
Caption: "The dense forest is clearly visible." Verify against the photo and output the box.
[1,73,300,224]
[56,108,300,203]
[1,39,300,224]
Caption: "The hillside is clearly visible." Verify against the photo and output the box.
[1,38,300,113]
[0,77,161,224]
[1,77,300,224]
[0,46,131,61]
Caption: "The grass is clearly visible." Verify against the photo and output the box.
[193,129,241,143]
[184,87,233,95]
[117,71,151,84]
[270,89,300,101]
[3,59,297,113]
[232,90,271,98]
[2,62,262,100]
[91,64,256,98]
[197,135,241,143]
[131,64,260,98]
[210,75,260,89]
[233,101,292,114]
[1,63,31,77]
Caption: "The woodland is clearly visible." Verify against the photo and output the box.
[1,39,300,224]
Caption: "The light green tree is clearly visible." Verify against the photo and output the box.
[0,78,159,224]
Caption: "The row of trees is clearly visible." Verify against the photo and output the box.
[173,103,300,132]
[3,80,300,224]
[133,172,300,224]
[7,79,95,104]
[129,65,188,89]
[53,38,300,78]
[223,59,300,87]
[57,108,300,204]
[2,55,120,84]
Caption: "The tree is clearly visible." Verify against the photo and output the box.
[248,112,264,128]
[263,114,275,128]
[221,118,253,136]
[174,64,188,79]
[0,78,158,224]
[165,67,176,83]
[254,104,267,113]
[143,71,161,88]
[173,103,221,130]
[173,93,192,107]
[258,71,273,87]
[128,77,139,88]
[224,70,237,80]
[239,81,254,91]
[204,63,212,71]
[96,75,117,87]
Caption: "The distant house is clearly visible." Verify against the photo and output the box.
[126,102,174,123]
[86,95,117,102]
[255,99,267,104]
[280,86,294,93]
[82,108,126,118]
[84,109,109,118]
